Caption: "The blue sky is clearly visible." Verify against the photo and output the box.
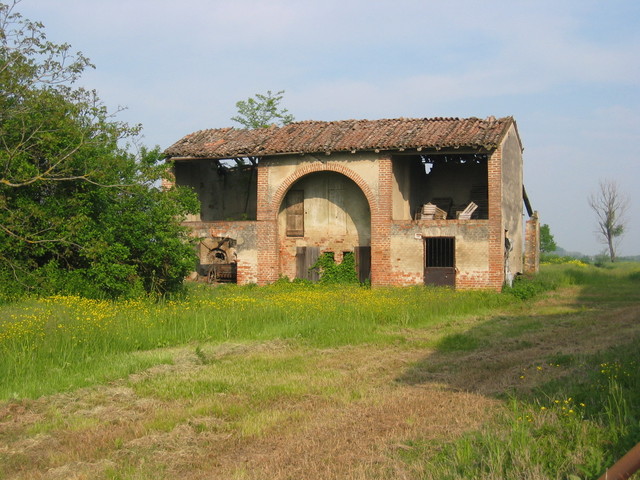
[17,0,640,256]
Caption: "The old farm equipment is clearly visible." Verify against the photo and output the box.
[200,237,237,284]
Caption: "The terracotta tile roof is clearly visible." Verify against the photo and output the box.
[164,116,516,159]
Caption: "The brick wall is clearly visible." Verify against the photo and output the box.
[486,147,505,291]
[389,220,491,289]
[255,160,281,284]
[525,212,540,274]
[256,159,379,285]
[370,155,393,285]
[180,142,515,291]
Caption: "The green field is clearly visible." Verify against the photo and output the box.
[1,263,639,479]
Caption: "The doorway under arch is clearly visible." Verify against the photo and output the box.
[277,171,371,281]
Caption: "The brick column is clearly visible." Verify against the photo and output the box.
[370,155,393,286]
[487,148,504,290]
[525,211,540,274]
[256,161,279,284]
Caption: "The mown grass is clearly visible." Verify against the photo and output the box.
[399,262,640,480]
[400,347,640,480]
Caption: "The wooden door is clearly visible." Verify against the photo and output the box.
[286,190,304,237]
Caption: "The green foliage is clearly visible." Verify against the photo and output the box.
[539,223,557,253]
[541,254,590,266]
[503,274,556,300]
[231,90,294,129]
[0,282,518,398]
[311,251,359,285]
[416,348,640,480]
[0,4,198,299]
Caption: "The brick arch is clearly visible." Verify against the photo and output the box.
[269,162,377,218]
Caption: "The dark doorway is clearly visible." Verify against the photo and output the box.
[354,246,371,283]
[424,237,456,287]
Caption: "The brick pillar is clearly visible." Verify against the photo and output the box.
[525,211,540,274]
[256,161,279,284]
[487,148,504,290]
[370,155,393,286]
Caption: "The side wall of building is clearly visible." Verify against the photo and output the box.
[500,124,524,278]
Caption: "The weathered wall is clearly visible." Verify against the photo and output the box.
[392,158,412,220]
[174,160,257,221]
[276,171,371,279]
[500,124,524,275]
[389,221,491,288]
[184,221,259,284]
[525,212,540,274]
[177,134,523,290]
[256,154,382,284]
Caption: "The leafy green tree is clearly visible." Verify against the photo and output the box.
[0,2,198,299]
[231,90,295,129]
[540,224,557,253]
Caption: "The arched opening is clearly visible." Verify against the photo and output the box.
[276,171,371,281]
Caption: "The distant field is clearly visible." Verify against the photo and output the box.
[1,263,639,479]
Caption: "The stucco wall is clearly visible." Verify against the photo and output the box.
[276,171,371,279]
[392,159,412,220]
[260,153,379,204]
[389,221,491,288]
[174,160,257,222]
[500,124,524,275]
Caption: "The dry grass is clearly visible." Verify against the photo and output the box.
[1,284,639,479]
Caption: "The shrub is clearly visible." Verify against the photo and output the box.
[311,252,359,285]
[504,274,555,300]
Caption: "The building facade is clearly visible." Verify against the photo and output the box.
[164,116,538,290]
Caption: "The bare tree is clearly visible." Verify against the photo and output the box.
[588,179,629,262]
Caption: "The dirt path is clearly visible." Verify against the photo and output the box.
[1,286,639,479]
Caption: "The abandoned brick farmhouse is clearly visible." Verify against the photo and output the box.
[164,116,540,290]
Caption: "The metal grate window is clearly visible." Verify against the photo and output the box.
[425,237,455,268]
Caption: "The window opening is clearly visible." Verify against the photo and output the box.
[425,237,455,268]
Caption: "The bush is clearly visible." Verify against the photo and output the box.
[504,274,555,300]
[311,252,359,285]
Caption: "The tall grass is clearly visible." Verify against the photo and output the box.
[0,283,515,399]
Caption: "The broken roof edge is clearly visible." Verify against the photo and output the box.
[164,115,518,160]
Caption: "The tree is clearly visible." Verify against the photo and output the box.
[0,2,198,299]
[539,224,557,253]
[231,90,295,129]
[588,179,629,262]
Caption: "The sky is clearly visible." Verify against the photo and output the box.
[15,0,640,256]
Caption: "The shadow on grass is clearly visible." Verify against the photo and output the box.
[394,265,640,476]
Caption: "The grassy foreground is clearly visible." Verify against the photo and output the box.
[0,282,514,400]
[1,263,639,479]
